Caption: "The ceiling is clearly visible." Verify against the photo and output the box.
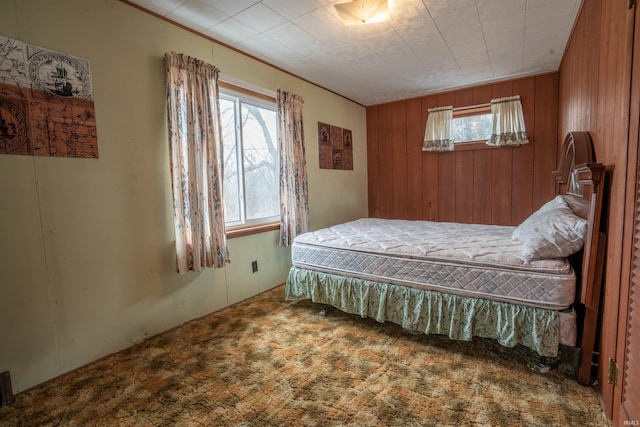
[126,0,582,106]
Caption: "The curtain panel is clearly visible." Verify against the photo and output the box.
[423,106,454,151]
[487,95,529,146]
[277,90,309,247]
[165,51,229,274]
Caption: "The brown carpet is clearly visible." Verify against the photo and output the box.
[0,284,608,426]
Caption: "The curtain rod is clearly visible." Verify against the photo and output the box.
[453,102,491,111]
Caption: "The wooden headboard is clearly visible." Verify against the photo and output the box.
[553,131,607,385]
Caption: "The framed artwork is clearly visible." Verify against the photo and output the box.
[0,35,98,158]
[318,122,352,170]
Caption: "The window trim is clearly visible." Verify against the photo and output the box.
[226,221,280,239]
[219,82,280,238]
[452,105,493,150]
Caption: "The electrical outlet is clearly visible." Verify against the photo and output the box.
[251,260,258,273]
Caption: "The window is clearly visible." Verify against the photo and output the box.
[219,86,279,228]
[452,106,492,143]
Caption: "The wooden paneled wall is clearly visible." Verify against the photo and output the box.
[366,74,559,226]
[558,0,635,418]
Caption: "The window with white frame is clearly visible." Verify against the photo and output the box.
[219,87,279,227]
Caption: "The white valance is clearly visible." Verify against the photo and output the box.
[422,106,453,152]
[487,95,529,146]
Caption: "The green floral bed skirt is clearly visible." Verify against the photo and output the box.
[285,267,561,357]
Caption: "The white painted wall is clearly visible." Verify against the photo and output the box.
[0,0,368,393]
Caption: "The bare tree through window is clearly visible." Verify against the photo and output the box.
[220,92,279,226]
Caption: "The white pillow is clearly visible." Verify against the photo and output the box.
[538,195,570,213]
[513,201,587,260]
[512,195,570,241]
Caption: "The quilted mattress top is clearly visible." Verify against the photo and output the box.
[293,218,574,275]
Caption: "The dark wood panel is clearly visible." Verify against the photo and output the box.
[454,88,474,110]
[472,83,493,105]
[618,3,640,424]
[472,149,493,223]
[453,87,476,224]
[391,101,408,218]
[406,98,423,220]
[438,152,456,221]
[421,96,439,221]
[376,103,394,219]
[437,92,456,222]
[533,73,559,210]
[559,0,635,419]
[366,106,380,217]
[596,1,634,419]
[622,151,640,425]
[492,80,514,99]
[491,81,515,225]
[511,78,535,225]
[367,73,558,227]
[490,148,513,225]
[455,150,474,223]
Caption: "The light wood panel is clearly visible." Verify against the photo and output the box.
[366,74,559,226]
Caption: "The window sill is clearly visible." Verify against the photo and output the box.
[226,221,280,239]
[453,140,498,151]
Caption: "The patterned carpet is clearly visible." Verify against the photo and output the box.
[0,284,608,426]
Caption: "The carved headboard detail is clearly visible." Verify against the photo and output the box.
[553,131,608,386]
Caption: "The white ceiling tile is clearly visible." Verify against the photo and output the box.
[263,22,327,57]
[448,38,489,67]
[199,0,258,16]
[526,0,579,12]
[484,26,524,44]
[485,30,524,61]
[239,33,296,58]
[292,9,353,48]
[206,18,258,43]
[390,1,437,45]
[233,3,287,33]
[476,0,525,21]
[125,0,582,105]
[167,0,227,31]
[461,62,493,75]
[262,0,321,20]
[423,0,474,17]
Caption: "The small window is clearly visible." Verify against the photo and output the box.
[452,107,492,143]
[219,86,279,228]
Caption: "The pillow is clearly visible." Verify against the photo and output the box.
[538,195,570,213]
[513,203,587,260]
[512,195,570,241]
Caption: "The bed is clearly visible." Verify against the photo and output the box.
[286,131,606,386]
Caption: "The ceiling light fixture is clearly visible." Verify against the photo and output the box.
[334,0,390,26]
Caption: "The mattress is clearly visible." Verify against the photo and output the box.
[291,218,576,310]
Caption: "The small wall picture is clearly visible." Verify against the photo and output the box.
[0,35,98,158]
[318,122,352,170]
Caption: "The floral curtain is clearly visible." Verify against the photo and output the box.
[277,89,309,247]
[422,106,454,151]
[487,95,529,146]
[165,51,229,274]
